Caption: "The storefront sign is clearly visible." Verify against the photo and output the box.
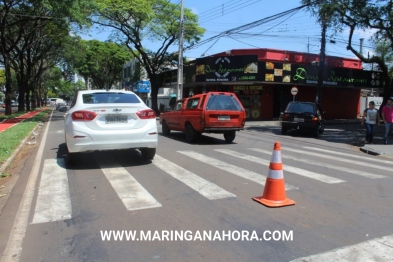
[195,55,259,82]
[258,61,380,88]
[135,81,151,93]
[233,85,263,95]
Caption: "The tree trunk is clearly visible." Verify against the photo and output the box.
[4,56,12,115]
[150,75,160,116]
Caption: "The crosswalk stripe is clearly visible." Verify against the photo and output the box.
[153,155,235,200]
[96,155,162,211]
[291,234,393,262]
[249,148,386,179]
[177,151,297,190]
[303,146,393,165]
[285,147,393,172]
[214,149,345,184]
[32,158,72,224]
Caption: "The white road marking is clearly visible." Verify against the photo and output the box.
[291,234,393,262]
[214,149,345,184]
[1,111,53,262]
[249,148,386,179]
[153,155,235,200]
[31,158,72,224]
[303,146,393,165]
[177,151,297,190]
[286,147,393,172]
[97,156,161,211]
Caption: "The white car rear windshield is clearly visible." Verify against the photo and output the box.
[206,94,242,111]
[82,93,140,104]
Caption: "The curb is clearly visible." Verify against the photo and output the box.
[359,146,385,156]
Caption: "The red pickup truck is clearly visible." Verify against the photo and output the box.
[159,92,246,143]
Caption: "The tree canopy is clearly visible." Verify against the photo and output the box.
[302,0,393,100]
[94,0,205,113]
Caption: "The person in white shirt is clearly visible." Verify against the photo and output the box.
[361,101,380,144]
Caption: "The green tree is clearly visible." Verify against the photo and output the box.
[302,0,393,101]
[0,0,96,114]
[71,40,132,89]
[94,0,205,113]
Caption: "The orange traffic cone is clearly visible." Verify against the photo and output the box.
[252,142,295,207]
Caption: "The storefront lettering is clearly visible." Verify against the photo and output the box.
[327,71,368,84]
[234,85,263,95]
[205,65,247,75]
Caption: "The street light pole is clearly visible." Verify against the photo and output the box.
[177,0,184,100]
[316,17,327,105]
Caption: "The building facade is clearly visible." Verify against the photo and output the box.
[160,48,381,120]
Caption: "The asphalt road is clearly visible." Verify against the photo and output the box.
[0,110,392,262]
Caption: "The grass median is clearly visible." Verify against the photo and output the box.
[0,108,52,168]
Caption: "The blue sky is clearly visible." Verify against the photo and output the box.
[82,0,376,62]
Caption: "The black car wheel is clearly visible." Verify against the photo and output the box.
[319,123,325,134]
[162,120,170,135]
[313,126,320,138]
[281,127,287,135]
[140,148,156,159]
[185,123,199,143]
[223,131,236,143]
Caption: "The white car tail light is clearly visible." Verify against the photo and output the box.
[71,110,98,121]
[136,109,156,119]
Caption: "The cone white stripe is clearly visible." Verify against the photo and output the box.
[152,155,236,200]
[178,150,297,191]
[268,169,284,179]
[215,149,345,184]
[249,148,386,179]
[270,150,281,163]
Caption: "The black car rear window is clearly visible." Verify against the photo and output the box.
[82,93,140,104]
[206,94,242,111]
[286,103,315,113]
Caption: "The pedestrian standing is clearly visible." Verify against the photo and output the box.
[361,101,380,144]
[381,97,393,144]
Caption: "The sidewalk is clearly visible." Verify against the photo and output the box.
[244,119,393,157]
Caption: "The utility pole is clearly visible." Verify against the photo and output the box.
[316,17,327,105]
[177,0,184,100]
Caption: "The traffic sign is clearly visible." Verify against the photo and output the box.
[291,87,298,96]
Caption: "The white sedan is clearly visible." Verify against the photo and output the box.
[64,90,158,165]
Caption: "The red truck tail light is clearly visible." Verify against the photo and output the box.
[71,110,98,121]
[201,112,205,125]
[242,111,246,125]
[136,109,156,119]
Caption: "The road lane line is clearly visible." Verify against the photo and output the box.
[249,148,386,179]
[285,147,393,172]
[291,234,393,262]
[96,155,162,211]
[177,151,297,190]
[1,111,53,262]
[153,155,236,200]
[31,158,72,224]
[214,149,345,184]
[303,146,393,165]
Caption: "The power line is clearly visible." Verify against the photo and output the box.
[185,4,312,51]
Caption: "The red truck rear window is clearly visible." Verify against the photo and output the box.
[205,94,242,111]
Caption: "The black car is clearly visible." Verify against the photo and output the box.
[280,101,325,137]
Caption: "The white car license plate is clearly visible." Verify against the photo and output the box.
[105,116,128,124]
[294,118,304,122]
[218,116,230,121]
